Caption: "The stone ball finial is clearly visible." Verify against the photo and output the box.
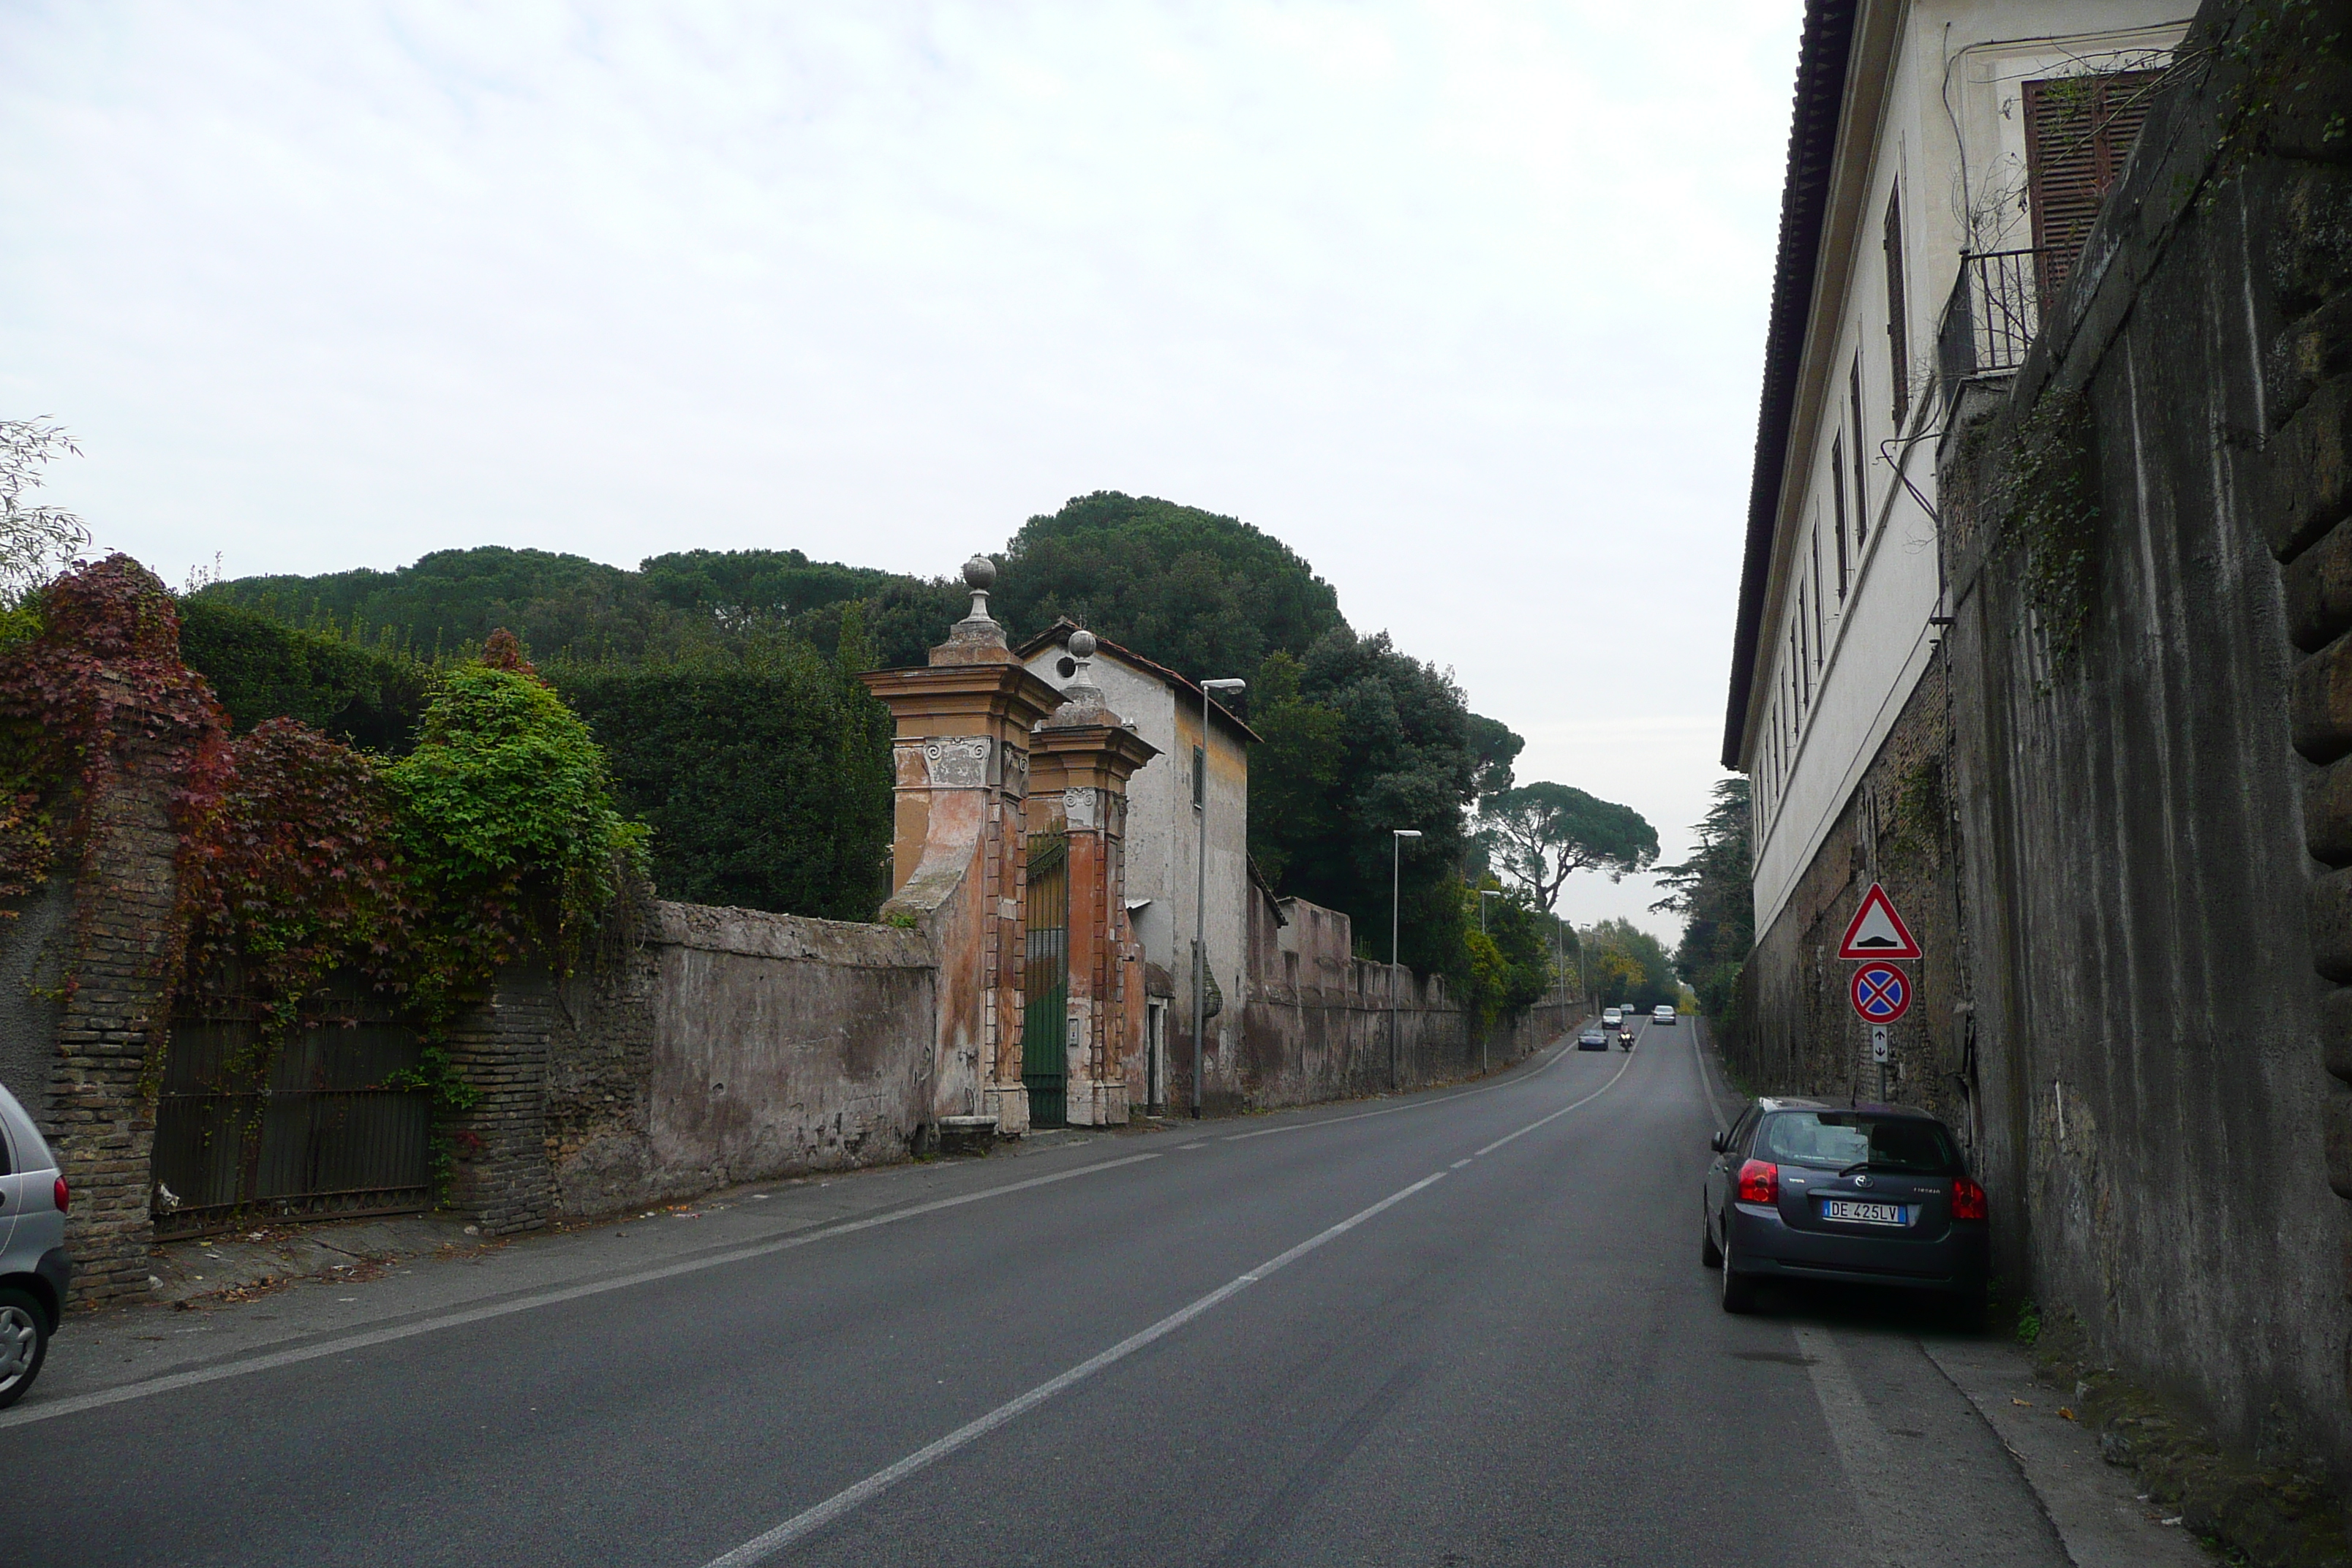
[962,554,998,591]
[1068,629,1097,660]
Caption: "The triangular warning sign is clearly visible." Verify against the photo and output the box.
[1838,883,1921,960]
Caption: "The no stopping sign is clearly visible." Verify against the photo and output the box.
[1850,962,1911,1023]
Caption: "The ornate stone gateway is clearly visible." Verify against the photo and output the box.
[859,564,1154,1136]
[1022,832,1070,1128]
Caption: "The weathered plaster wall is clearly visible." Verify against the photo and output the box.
[545,901,936,1215]
[1239,894,1573,1107]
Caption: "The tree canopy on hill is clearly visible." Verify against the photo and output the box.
[991,493,1346,679]
[196,544,946,667]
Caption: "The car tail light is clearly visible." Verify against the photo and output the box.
[1951,1176,1986,1221]
[54,1175,69,1213]
[1736,1158,1779,1205]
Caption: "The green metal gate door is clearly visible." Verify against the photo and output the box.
[1023,832,1069,1128]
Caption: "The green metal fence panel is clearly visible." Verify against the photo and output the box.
[1023,832,1069,1128]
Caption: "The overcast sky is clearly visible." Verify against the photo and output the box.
[1,1,1801,942]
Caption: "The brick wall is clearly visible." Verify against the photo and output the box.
[442,968,559,1236]
[44,731,187,1305]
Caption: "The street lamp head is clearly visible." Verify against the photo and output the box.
[1393,829,1422,839]
[1202,678,1248,696]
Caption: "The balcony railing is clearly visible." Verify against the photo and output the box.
[1937,249,2051,393]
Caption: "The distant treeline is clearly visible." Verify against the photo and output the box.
[189,492,1537,999]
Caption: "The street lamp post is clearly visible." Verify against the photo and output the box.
[1192,676,1248,1119]
[1390,829,1422,1091]
[1476,889,1501,1074]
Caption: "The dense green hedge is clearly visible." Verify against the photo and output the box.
[547,645,892,921]
[178,595,894,921]
[178,597,431,753]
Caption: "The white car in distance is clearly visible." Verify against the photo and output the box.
[1601,1007,1622,1029]
[1652,1004,1678,1025]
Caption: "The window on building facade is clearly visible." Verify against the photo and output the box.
[1832,437,1850,598]
[1812,527,1826,654]
[1884,186,1910,428]
[2025,69,2163,302]
[1797,589,1811,705]
[1192,744,1205,810]
[1848,360,1867,538]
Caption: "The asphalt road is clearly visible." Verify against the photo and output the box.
[5,1017,2073,1567]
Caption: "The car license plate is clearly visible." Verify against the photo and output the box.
[1821,1199,1906,1225]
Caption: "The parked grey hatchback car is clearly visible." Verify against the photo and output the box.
[1702,1098,1986,1319]
[0,1078,69,1408]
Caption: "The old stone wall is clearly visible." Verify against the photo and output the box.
[1237,894,1575,1109]
[543,901,936,1216]
[1930,16,2352,1480]
[1733,656,1971,1134]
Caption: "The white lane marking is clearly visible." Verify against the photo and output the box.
[1793,1324,1912,1567]
[1178,1142,1207,1150]
[1450,1159,1474,1169]
[0,1153,1164,1431]
[1221,1035,1582,1144]
[700,1170,1452,1568]
[1471,1047,1639,1158]
[1690,1019,1733,1134]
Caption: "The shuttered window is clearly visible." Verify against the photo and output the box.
[1832,440,1850,598]
[2024,70,2163,301]
[1848,360,1868,540]
[1812,527,1826,656]
[1883,187,1910,428]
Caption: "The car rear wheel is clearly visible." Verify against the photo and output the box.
[1700,1205,1722,1269]
[1719,1237,1758,1314]
[0,1288,50,1409]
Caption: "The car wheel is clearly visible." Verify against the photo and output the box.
[0,1288,50,1410]
[1700,1205,1723,1269]
[1719,1237,1758,1315]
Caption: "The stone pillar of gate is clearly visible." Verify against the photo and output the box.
[859,557,1063,1136]
[1028,632,1158,1127]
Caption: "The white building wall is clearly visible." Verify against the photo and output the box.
[1022,647,1251,1061]
[1744,0,2190,935]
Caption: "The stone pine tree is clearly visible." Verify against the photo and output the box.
[1476,782,1659,913]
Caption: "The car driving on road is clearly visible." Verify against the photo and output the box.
[1701,1098,1986,1321]
[1601,1007,1622,1029]
[1652,1004,1677,1025]
[0,1078,69,1409]
[1578,1026,1610,1051]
